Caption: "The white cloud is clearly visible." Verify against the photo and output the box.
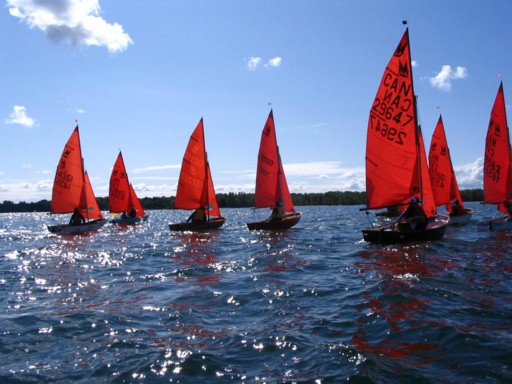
[5,105,36,127]
[75,108,86,114]
[7,0,132,53]
[430,65,468,91]
[247,56,282,70]
[454,158,483,189]
[265,57,282,68]
[132,164,181,174]
[247,56,262,71]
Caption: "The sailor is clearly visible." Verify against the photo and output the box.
[397,197,428,231]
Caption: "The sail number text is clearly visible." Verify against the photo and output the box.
[484,156,501,183]
[370,114,407,145]
[55,170,73,190]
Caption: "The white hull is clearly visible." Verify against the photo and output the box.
[110,215,149,225]
[448,209,473,225]
[477,216,512,231]
[48,219,107,235]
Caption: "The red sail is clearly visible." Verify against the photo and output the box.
[483,82,512,213]
[129,184,146,217]
[254,110,295,212]
[83,171,103,219]
[428,116,465,213]
[50,126,85,214]
[417,125,437,217]
[109,152,130,214]
[174,118,221,217]
[365,29,434,216]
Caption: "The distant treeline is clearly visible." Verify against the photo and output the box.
[0,189,484,213]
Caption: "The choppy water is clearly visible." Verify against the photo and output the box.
[0,204,511,383]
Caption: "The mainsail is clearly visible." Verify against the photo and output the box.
[174,118,221,218]
[109,151,146,217]
[365,28,436,217]
[483,82,512,214]
[50,126,85,214]
[428,116,465,213]
[254,110,295,213]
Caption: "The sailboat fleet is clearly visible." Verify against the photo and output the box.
[45,26,508,241]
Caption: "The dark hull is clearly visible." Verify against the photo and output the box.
[111,215,149,225]
[48,218,107,235]
[247,212,302,231]
[169,217,225,232]
[362,215,449,244]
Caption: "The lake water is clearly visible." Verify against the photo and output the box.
[1,203,511,383]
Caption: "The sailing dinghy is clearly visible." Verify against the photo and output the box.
[246,110,301,231]
[47,126,107,235]
[428,115,473,225]
[361,28,449,244]
[169,118,225,231]
[477,82,512,231]
[109,151,148,224]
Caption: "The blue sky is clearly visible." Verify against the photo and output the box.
[1,0,512,203]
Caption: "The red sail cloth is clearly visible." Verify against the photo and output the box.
[254,110,295,212]
[483,82,512,214]
[174,119,221,217]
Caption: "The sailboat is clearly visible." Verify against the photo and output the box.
[477,82,512,231]
[246,110,301,230]
[428,115,473,225]
[47,126,107,235]
[169,118,225,231]
[109,151,149,224]
[361,28,449,244]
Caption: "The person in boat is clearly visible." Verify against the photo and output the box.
[450,200,465,216]
[503,201,512,220]
[270,201,285,221]
[69,207,85,226]
[188,206,207,223]
[396,197,428,231]
[128,207,137,218]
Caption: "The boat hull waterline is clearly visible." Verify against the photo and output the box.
[362,215,449,244]
[111,215,149,225]
[247,212,302,231]
[48,219,107,235]
[477,216,512,231]
[169,217,226,232]
[448,209,473,225]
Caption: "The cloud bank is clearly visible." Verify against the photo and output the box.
[5,105,36,127]
[7,0,132,53]
[430,65,468,91]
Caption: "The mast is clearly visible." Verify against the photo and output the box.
[276,146,284,206]
[404,26,424,204]
[201,118,210,221]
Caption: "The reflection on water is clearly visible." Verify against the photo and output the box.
[0,205,511,383]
